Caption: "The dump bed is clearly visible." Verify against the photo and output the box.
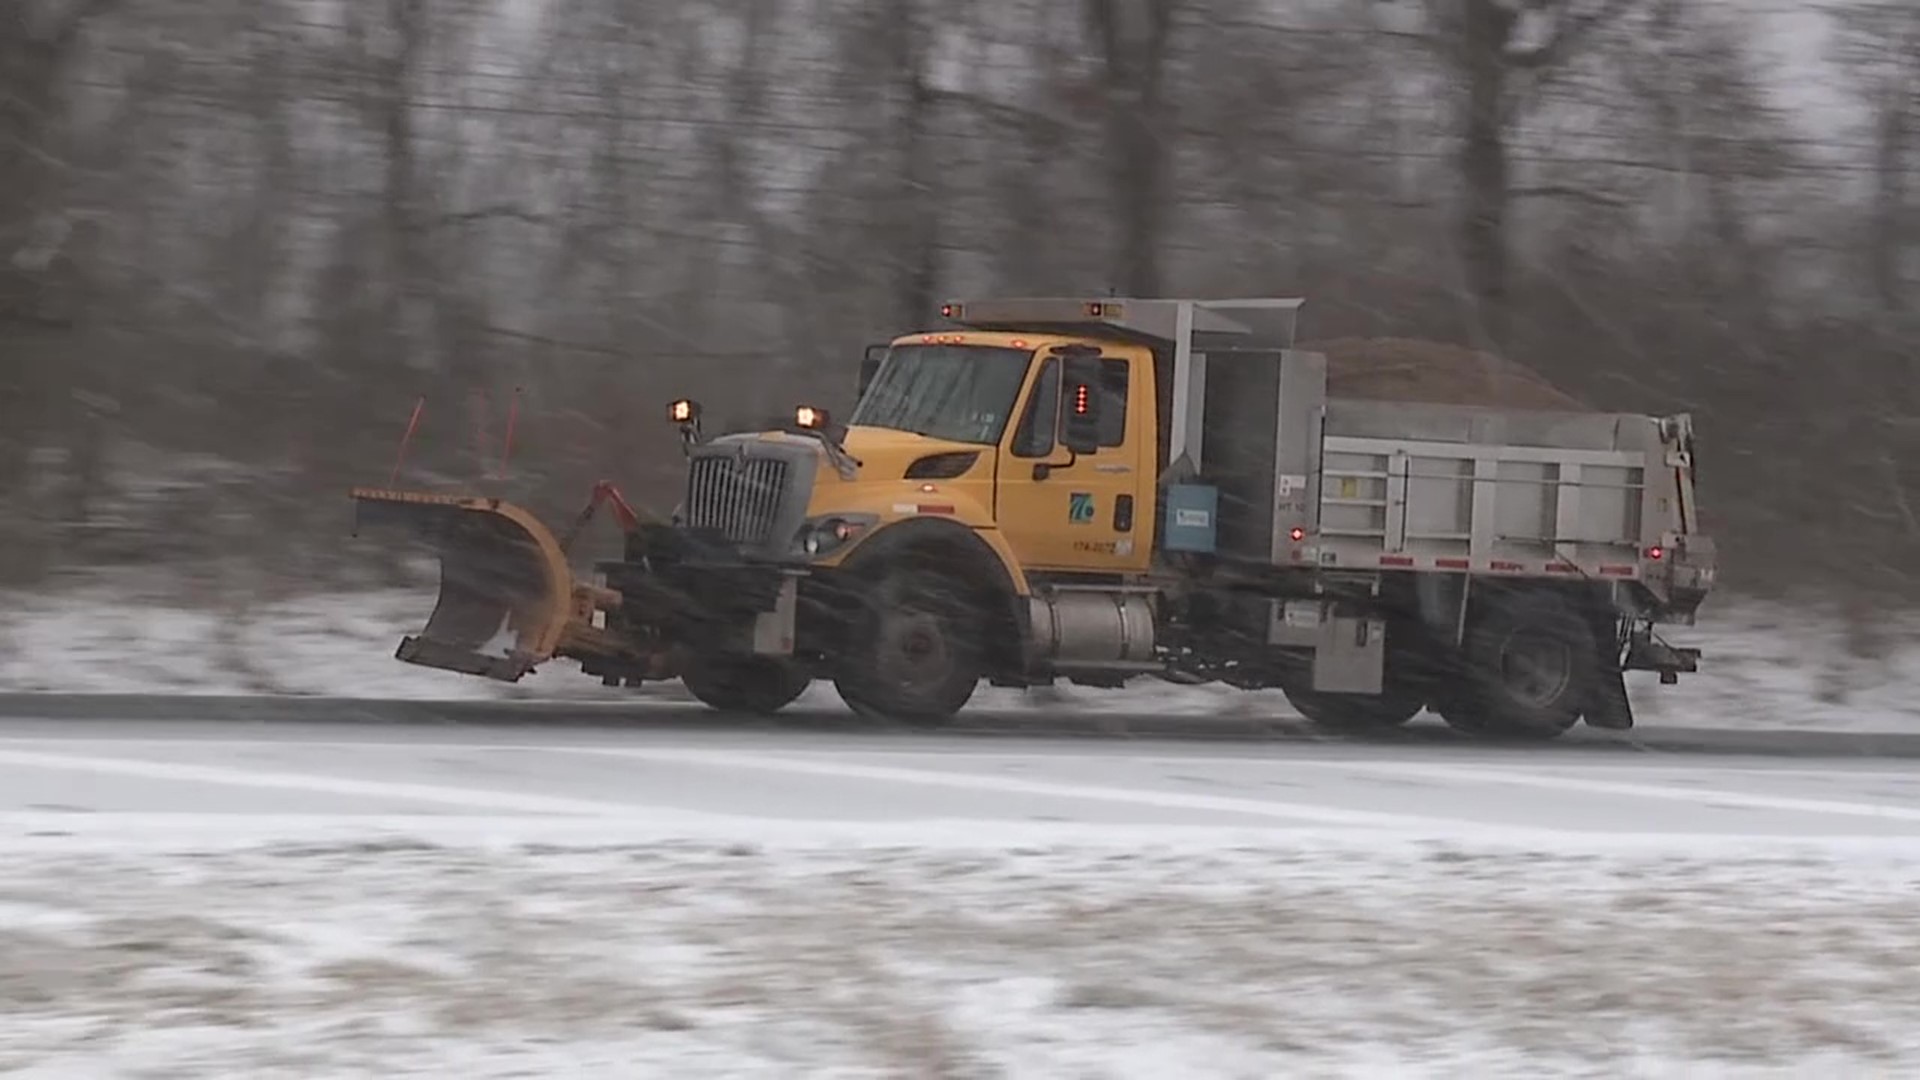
[1192,338,1708,620]
[1315,397,1693,585]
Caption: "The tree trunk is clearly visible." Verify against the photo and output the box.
[379,0,438,378]
[892,4,940,329]
[1457,0,1515,349]
[1090,0,1174,298]
[1868,61,1913,316]
[0,2,113,530]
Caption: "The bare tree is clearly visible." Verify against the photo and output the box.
[1831,0,1919,317]
[0,0,1913,603]
[0,0,119,536]
[1377,0,1637,348]
[1086,0,1178,296]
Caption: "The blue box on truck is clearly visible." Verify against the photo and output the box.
[1162,484,1219,554]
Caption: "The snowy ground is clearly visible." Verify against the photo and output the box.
[7,835,1920,1079]
[1,575,1916,733]
[1,724,1919,1078]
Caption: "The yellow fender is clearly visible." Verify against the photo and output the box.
[813,490,1032,598]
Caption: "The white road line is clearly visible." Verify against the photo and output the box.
[538,745,1487,830]
[6,737,1915,782]
[0,744,1474,832]
[5,739,1914,832]
[1295,760,1920,824]
[0,748,654,817]
[0,743,1460,832]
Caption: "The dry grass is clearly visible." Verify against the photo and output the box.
[0,842,1917,1076]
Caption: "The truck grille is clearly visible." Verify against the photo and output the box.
[685,453,790,545]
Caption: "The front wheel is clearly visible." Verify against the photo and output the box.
[832,565,985,726]
[681,655,811,715]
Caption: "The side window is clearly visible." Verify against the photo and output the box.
[1097,358,1129,448]
[1011,357,1059,458]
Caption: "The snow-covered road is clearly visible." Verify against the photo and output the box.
[5,721,1920,840]
[3,720,1919,1077]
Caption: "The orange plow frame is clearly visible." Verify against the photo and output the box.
[350,486,648,683]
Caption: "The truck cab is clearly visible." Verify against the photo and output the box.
[832,328,1155,576]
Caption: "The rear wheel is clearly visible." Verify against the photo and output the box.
[681,655,811,715]
[1284,686,1423,731]
[832,565,985,726]
[1436,590,1595,740]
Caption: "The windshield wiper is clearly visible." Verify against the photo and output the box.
[781,425,862,480]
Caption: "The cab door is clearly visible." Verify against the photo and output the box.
[994,345,1151,573]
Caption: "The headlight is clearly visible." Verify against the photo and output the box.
[793,515,874,557]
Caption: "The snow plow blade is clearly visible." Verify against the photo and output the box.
[349,487,598,682]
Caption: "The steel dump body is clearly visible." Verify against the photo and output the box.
[1315,399,1669,584]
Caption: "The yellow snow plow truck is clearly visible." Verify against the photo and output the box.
[350,297,1714,739]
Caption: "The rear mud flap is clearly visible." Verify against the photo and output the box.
[350,488,578,681]
[1584,668,1634,730]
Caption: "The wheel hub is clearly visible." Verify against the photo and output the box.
[1498,632,1573,708]
[880,611,949,689]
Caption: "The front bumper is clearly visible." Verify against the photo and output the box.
[600,523,818,658]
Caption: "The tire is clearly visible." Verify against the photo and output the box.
[1436,590,1597,740]
[832,564,985,726]
[681,655,811,715]
[1283,618,1432,732]
[1284,686,1423,731]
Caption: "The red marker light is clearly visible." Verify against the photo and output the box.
[1647,545,1665,561]
[939,303,955,318]
[1289,527,1306,542]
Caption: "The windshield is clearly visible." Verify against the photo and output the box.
[849,344,1033,445]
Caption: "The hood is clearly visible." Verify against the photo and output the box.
[747,427,988,482]
[840,426,990,480]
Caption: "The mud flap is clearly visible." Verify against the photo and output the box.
[350,488,578,681]
[1584,667,1635,730]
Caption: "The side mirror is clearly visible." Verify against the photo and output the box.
[859,344,888,399]
[1059,352,1104,456]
